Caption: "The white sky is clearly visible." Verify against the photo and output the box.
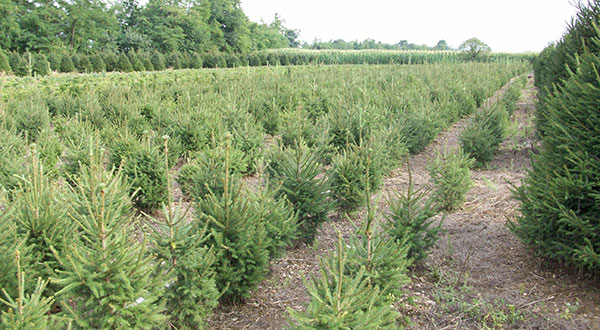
[241,0,581,52]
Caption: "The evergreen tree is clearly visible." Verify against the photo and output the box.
[269,142,333,243]
[9,52,29,77]
[46,52,62,72]
[150,137,219,328]
[196,137,269,301]
[53,153,166,328]
[116,52,133,72]
[0,51,11,74]
[89,54,106,72]
[510,46,600,271]
[31,53,50,76]
[128,51,145,71]
[59,55,75,73]
[151,51,166,71]
[103,52,118,71]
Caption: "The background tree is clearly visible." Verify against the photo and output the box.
[458,37,491,61]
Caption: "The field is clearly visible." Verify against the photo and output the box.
[0,59,598,329]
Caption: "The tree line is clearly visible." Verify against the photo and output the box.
[0,0,298,54]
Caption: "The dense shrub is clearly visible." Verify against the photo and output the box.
[0,51,12,74]
[151,51,166,71]
[103,52,118,71]
[427,148,474,211]
[89,54,106,72]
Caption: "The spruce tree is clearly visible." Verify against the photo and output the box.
[0,51,11,74]
[9,52,29,77]
[0,250,65,329]
[196,136,269,301]
[150,137,219,329]
[32,53,50,77]
[116,53,133,72]
[269,142,333,243]
[151,51,166,71]
[89,54,106,72]
[510,47,600,271]
[59,55,75,73]
[53,153,165,328]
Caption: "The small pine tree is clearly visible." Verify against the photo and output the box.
[385,159,443,264]
[196,136,269,301]
[248,179,299,259]
[288,230,399,329]
[427,148,474,211]
[53,153,166,329]
[0,51,11,74]
[59,55,75,73]
[269,142,333,243]
[32,53,50,76]
[78,55,93,73]
[150,137,220,329]
[116,53,133,72]
[0,251,65,329]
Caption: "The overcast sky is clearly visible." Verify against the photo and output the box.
[241,0,580,52]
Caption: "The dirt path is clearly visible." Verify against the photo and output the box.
[207,77,600,329]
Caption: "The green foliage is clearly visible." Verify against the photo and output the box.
[89,54,106,72]
[459,103,507,167]
[196,145,269,301]
[0,51,12,74]
[31,54,50,77]
[268,142,333,243]
[248,181,299,259]
[399,111,440,153]
[0,129,25,194]
[10,99,50,142]
[116,53,133,72]
[176,144,245,200]
[427,148,474,211]
[59,55,75,73]
[76,54,93,73]
[9,52,29,77]
[129,51,145,71]
[510,36,600,271]
[109,134,167,211]
[151,201,219,329]
[47,53,62,72]
[288,230,399,329]
[329,146,383,213]
[53,153,165,329]
[0,251,64,329]
[11,153,71,299]
[103,52,118,71]
[385,161,442,264]
[459,38,491,61]
[151,51,166,71]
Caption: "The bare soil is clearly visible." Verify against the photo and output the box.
[207,77,600,329]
